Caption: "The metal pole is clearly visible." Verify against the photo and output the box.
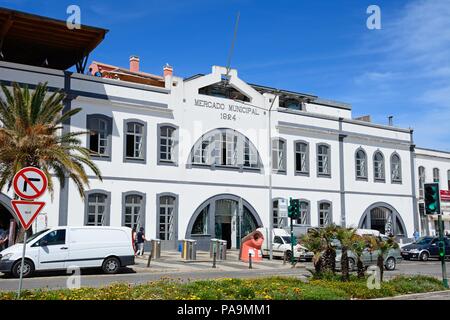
[290,213,294,265]
[438,214,448,288]
[17,231,27,299]
[267,92,279,261]
[248,252,252,269]
[212,243,217,268]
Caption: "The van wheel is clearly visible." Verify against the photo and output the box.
[12,259,34,278]
[102,257,120,274]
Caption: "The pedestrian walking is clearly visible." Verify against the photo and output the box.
[136,227,146,256]
[132,227,137,254]
[413,230,420,242]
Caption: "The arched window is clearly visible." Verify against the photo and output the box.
[190,129,262,171]
[158,124,178,165]
[124,120,146,162]
[418,166,426,199]
[84,190,111,226]
[318,201,332,227]
[433,168,440,183]
[355,148,367,180]
[373,151,385,181]
[317,144,331,177]
[122,192,145,230]
[390,153,402,183]
[295,141,309,174]
[272,138,286,173]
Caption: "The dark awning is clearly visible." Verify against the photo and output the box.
[0,7,108,71]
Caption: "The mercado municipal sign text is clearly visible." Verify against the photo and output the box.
[194,98,260,121]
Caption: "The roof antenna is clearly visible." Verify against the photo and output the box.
[223,11,240,84]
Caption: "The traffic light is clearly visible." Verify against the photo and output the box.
[288,198,300,219]
[438,240,445,258]
[424,183,441,215]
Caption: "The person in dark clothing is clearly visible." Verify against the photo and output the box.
[136,227,146,256]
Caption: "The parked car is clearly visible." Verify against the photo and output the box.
[0,226,135,278]
[334,236,402,271]
[258,227,313,261]
[401,236,450,261]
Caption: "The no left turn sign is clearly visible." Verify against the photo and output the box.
[12,167,48,200]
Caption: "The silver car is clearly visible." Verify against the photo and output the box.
[334,238,402,271]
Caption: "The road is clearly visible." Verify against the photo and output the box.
[0,259,448,292]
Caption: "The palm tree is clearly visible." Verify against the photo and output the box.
[370,236,399,282]
[300,229,324,275]
[321,224,338,273]
[351,234,368,278]
[0,82,102,231]
[335,227,356,281]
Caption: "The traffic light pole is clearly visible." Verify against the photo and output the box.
[438,214,448,288]
[290,215,294,265]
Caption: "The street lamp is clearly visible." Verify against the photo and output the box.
[268,90,280,260]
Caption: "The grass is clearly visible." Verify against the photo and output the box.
[0,275,446,300]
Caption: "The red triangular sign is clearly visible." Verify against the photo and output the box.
[11,200,45,230]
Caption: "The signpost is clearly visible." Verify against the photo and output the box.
[11,167,47,298]
[424,183,448,288]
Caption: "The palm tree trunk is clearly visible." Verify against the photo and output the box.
[357,258,365,278]
[314,255,323,275]
[341,246,349,281]
[377,255,384,282]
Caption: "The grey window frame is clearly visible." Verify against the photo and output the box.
[419,166,426,199]
[273,198,288,228]
[122,191,146,230]
[433,168,440,184]
[318,200,332,227]
[373,150,386,182]
[86,114,113,161]
[123,119,147,164]
[84,190,111,226]
[272,138,287,174]
[156,193,179,245]
[157,123,179,166]
[355,147,368,181]
[317,143,331,177]
[390,152,402,184]
[294,140,309,176]
[189,128,262,172]
[296,199,311,225]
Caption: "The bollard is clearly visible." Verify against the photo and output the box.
[147,250,152,268]
[213,244,217,268]
[248,252,253,269]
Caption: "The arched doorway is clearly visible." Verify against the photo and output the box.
[186,194,263,251]
[358,202,407,238]
[0,193,19,247]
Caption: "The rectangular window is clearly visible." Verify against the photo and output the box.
[88,117,109,157]
[125,122,144,159]
[295,142,308,174]
[272,140,286,173]
[87,193,107,226]
[319,203,331,227]
[159,196,175,241]
[160,126,176,163]
[317,145,330,176]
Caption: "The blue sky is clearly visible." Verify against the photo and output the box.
[2,0,450,151]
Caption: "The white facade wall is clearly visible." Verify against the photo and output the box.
[0,61,436,248]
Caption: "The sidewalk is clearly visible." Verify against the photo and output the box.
[132,249,306,274]
[373,290,450,300]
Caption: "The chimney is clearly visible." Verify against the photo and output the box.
[129,55,140,73]
[388,115,394,126]
[163,63,173,77]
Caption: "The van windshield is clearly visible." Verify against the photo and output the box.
[26,229,49,243]
[282,236,296,245]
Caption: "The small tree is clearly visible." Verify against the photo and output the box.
[351,234,368,278]
[300,229,325,275]
[371,236,399,282]
[335,227,356,281]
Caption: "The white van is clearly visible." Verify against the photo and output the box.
[0,226,135,278]
[258,227,313,261]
